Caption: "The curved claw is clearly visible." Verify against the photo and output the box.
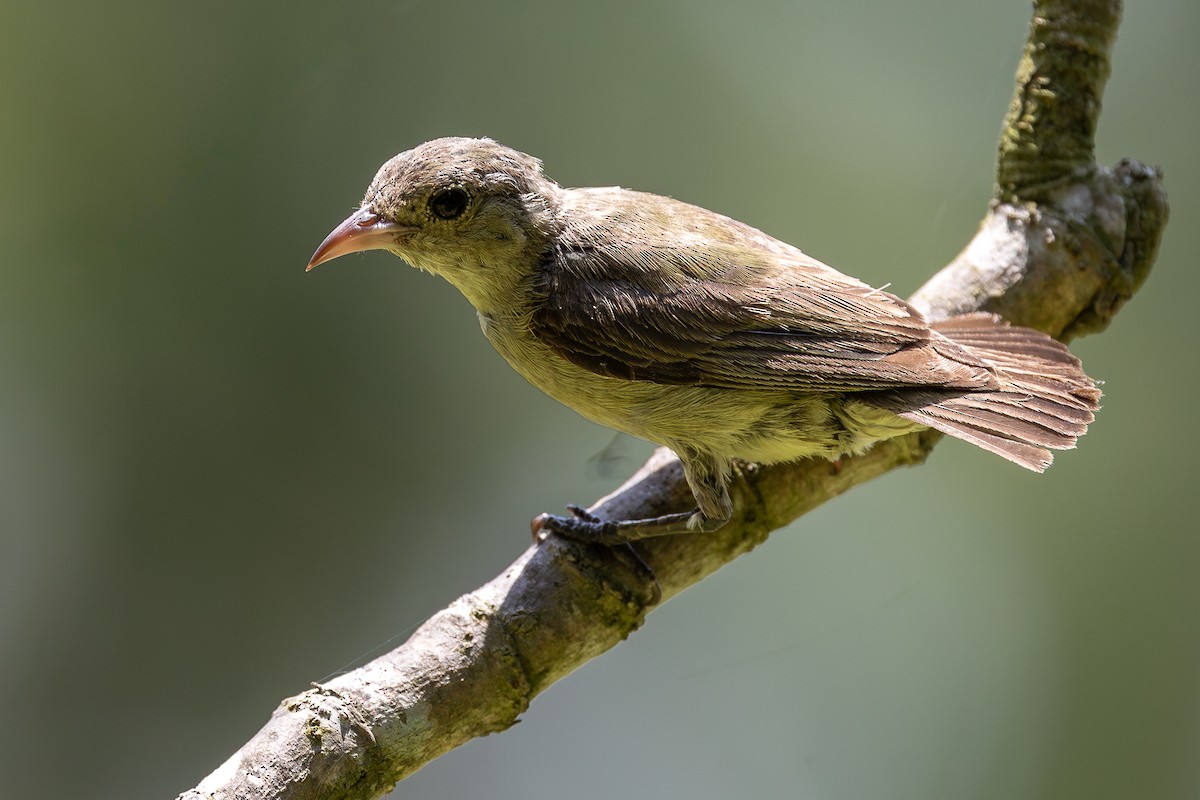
[530,513,553,543]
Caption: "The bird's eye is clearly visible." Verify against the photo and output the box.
[430,187,469,220]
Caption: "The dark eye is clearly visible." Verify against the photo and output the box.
[430,187,469,220]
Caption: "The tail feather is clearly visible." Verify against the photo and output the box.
[867,313,1100,472]
[921,398,1081,448]
[914,409,1055,472]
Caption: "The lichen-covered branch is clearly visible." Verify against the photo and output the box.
[177,2,1166,798]
[997,0,1120,198]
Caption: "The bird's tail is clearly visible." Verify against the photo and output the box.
[868,313,1101,472]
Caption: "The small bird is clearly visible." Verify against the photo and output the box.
[309,137,1099,544]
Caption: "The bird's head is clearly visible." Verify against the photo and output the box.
[307,137,560,314]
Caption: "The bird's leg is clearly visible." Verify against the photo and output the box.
[531,452,732,545]
[531,505,700,544]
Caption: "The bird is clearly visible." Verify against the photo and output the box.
[308,137,1100,544]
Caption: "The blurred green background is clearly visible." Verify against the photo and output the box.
[2,1,1196,798]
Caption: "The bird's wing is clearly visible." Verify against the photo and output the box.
[532,189,994,392]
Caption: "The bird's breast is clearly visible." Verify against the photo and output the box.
[476,311,857,463]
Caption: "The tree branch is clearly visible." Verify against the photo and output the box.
[178,1,1166,797]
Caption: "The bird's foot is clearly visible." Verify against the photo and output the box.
[531,504,620,544]
[531,504,702,545]
[532,505,664,605]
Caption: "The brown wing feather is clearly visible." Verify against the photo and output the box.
[533,188,995,392]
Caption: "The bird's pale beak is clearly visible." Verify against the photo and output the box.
[306,209,415,271]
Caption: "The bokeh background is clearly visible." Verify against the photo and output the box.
[2,1,1196,798]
